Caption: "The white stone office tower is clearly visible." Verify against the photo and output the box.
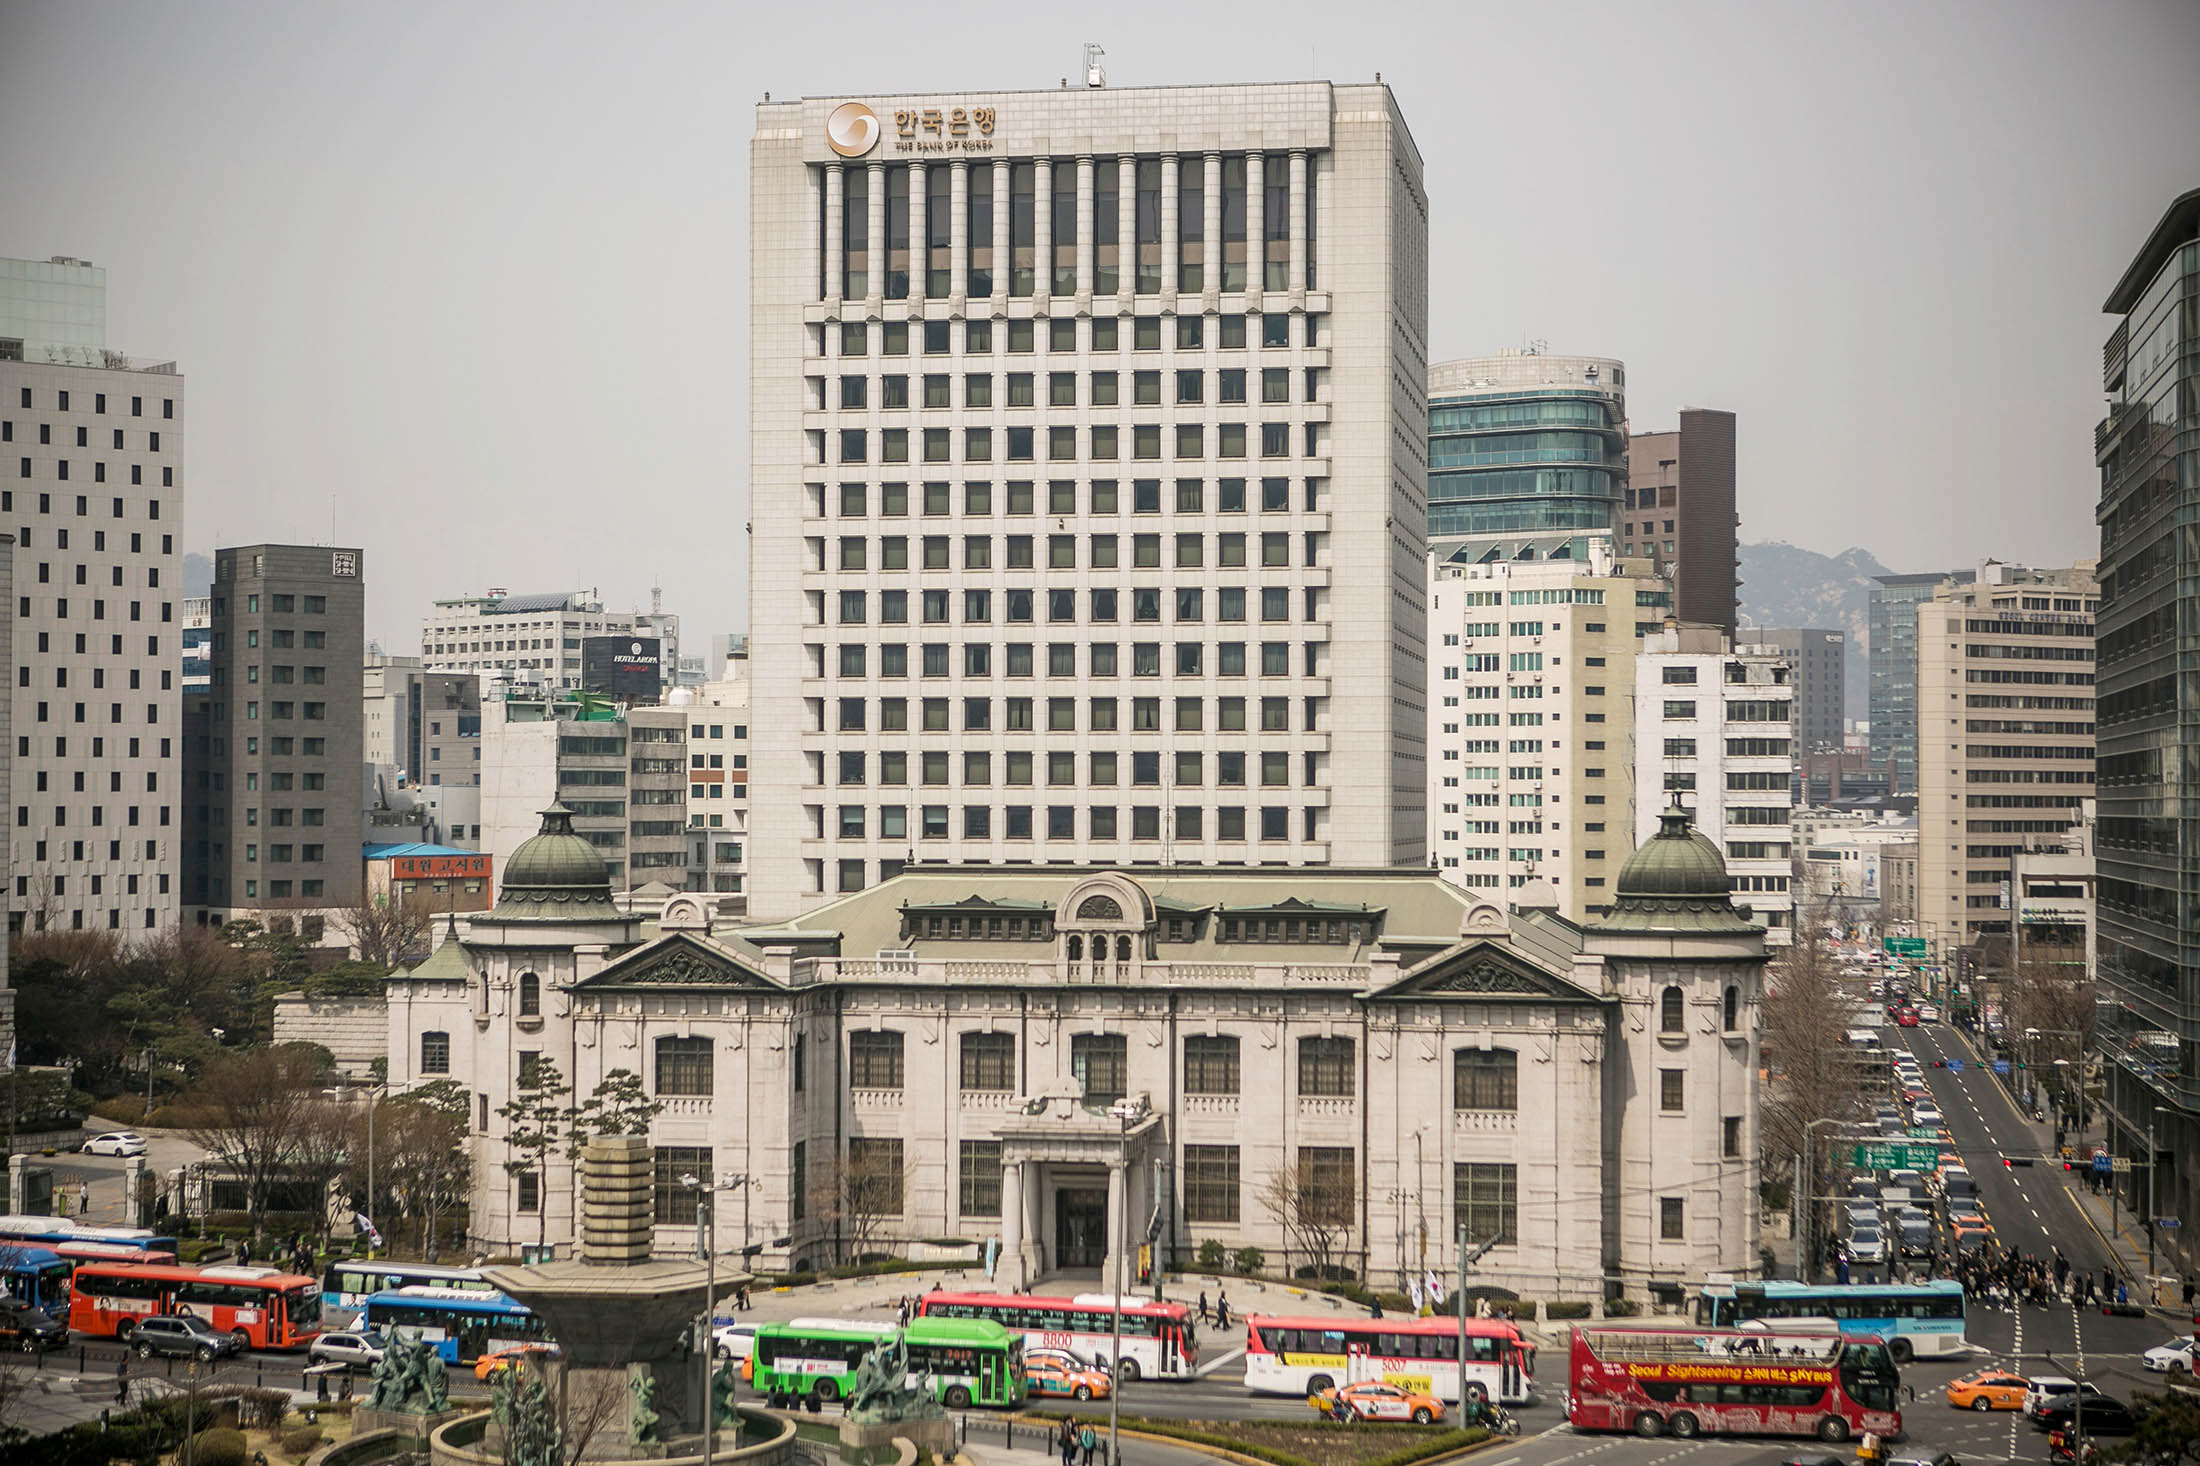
[2,257,184,935]
[1633,625,1796,945]
[748,83,1431,917]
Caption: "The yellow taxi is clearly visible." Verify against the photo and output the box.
[1025,1358,1111,1401]
[1311,1380,1446,1424]
[1943,1369,2028,1411]
[475,1343,557,1380]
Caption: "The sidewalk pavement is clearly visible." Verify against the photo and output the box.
[6,1368,323,1441]
[963,1427,1238,1466]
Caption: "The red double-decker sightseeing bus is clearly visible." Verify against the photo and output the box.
[68,1263,322,1351]
[1566,1327,1901,1442]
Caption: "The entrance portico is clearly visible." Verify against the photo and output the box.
[995,1090,1167,1292]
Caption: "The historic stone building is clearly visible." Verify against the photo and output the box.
[389,804,1767,1302]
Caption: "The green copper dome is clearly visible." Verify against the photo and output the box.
[1594,804,1761,935]
[488,802,624,922]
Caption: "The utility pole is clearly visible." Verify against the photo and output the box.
[1455,1225,1497,1405]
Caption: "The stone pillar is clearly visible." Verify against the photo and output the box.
[1000,1160,1026,1290]
[823,165,845,303]
[123,1156,146,1227]
[1032,156,1053,308]
[1075,155,1095,301]
[908,162,927,301]
[865,161,887,309]
[949,162,969,311]
[1023,1163,1044,1279]
[990,161,1010,309]
[1201,151,1222,308]
[1245,153,1265,299]
[1159,154,1179,305]
[1104,1160,1126,1295]
[1288,150,1308,296]
[1116,156,1137,309]
[5,1154,24,1215]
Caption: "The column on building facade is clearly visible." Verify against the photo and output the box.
[908,162,927,301]
[1075,155,1096,298]
[1158,154,1179,304]
[1288,150,1308,294]
[1202,152,1222,307]
[1245,152,1265,301]
[823,164,845,303]
[123,1156,145,1227]
[949,161,970,309]
[1033,156,1053,307]
[1104,1159,1125,1291]
[990,162,1010,307]
[1115,156,1137,308]
[865,161,887,307]
[1000,1158,1025,1288]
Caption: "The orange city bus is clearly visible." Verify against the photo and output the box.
[1564,1326,1901,1442]
[68,1263,323,1351]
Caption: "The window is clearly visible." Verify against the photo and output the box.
[654,1146,713,1225]
[1183,1035,1240,1095]
[1660,1196,1685,1240]
[419,1031,450,1075]
[517,971,540,1017]
[1660,985,1685,1034]
[1454,1163,1518,1246]
[850,1030,905,1089]
[1723,986,1740,1031]
[655,1036,713,1096]
[1183,1144,1240,1224]
[959,1031,1015,1092]
[959,1140,1003,1218]
[1453,1048,1517,1111]
[1723,1116,1742,1158]
[516,1171,540,1214]
[1660,1068,1685,1112]
[847,1138,905,1215]
[1070,1032,1127,1104]
[1296,1147,1356,1225]
[1297,1036,1354,1097]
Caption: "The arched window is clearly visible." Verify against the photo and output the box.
[1115,933,1132,963]
[1722,986,1740,1032]
[1659,985,1684,1034]
[1067,933,1084,961]
[519,972,541,1017]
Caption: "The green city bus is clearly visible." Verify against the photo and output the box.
[751,1317,1026,1409]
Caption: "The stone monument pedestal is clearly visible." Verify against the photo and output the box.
[840,1415,956,1459]
[356,1404,469,1446]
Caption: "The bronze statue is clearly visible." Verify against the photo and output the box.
[846,1333,944,1424]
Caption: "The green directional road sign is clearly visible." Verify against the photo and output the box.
[1853,1142,1942,1170]
[1882,937,1928,960]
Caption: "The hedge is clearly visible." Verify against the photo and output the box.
[189,1428,249,1466]
[1021,1413,1489,1466]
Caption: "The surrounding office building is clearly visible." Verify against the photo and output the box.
[181,596,211,690]
[388,808,1764,1300]
[1426,350,1627,563]
[1914,561,2097,955]
[1760,628,1846,755]
[747,81,1431,916]
[1879,841,1919,928]
[422,589,681,695]
[364,653,481,787]
[182,545,368,932]
[3,256,185,935]
[0,532,12,1056]
[1426,544,1668,922]
[2007,842,2093,980]
[1633,625,1796,945]
[682,672,750,903]
[2093,188,2199,1262]
[1625,410,1738,635]
[1868,569,1974,795]
[479,692,689,893]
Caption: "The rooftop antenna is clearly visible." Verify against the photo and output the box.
[1082,42,1106,88]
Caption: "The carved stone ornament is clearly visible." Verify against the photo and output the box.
[1425,958,1560,996]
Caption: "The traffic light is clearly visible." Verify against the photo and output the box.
[2002,1155,2035,1169]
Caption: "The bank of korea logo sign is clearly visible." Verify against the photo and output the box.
[826,102,881,158]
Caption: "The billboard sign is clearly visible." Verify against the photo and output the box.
[582,636,662,702]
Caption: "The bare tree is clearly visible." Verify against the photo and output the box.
[181,1044,328,1240]
[557,1369,628,1464]
[1258,1154,1356,1284]
[356,1081,472,1261]
[287,1096,356,1254]
[1759,912,1868,1234]
[333,895,432,970]
[0,1348,32,1451]
[808,1140,909,1265]
[2004,956,2096,1123]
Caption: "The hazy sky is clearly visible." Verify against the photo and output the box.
[5,0,2195,648]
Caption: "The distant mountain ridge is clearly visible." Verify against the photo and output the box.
[1737,541,1899,722]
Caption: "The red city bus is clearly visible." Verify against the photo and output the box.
[69,1263,323,1351]
[1244,1313,1533,1404]
[1566,1327,1901,1442]
[54,1241,179,1267]
[915,1291,1197,1381]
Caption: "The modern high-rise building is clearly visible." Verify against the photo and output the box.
[1426,350,1627,563]
[479,692,690,894]
[1914,561,2097,954]
[1759,628,1846,756]
[421,589,681,695]
[1426,544,1667,922]
[1869,569,1975,794]
[181,596,211,690]
[0,531,13,1056]
[2094,186,2199,1266]
[363,654,481,788]
[1625,409,1739,634]
[747,81,1430,916]
[2,256,185,936]
[1634,625,1796,945]
[181,544,368,930]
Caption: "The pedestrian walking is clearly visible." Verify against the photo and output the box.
[1198,1290,1209,1325]
[115,1354,129,1406]
[1077,1422,1097,1466]
[78,1179,91,1216]
[1058,1417,1077,1466]
[1215,1292,1230,1330]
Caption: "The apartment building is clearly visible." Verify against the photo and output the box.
[682,672,749,901]
[3,256,185,935]
[747,81,1431,916]
[364,653,481,787]
[181,545,368,930]
[1427,544,1669,922]
[422,589,681,694]
[1916,561,2098,953]
[1633,625,1796,945]
[1625,410,1738,635]
[479,693,690,893]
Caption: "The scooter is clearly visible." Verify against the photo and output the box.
[2048,1427,2099,1464]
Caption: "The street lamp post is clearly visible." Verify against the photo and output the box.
[1105,1098,1148,1466]
[1455,1225,1497,1406]
[1799,1117,1851,1283]
[684,1171,748,1466]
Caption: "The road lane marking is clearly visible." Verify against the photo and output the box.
[1191,1347,1243,1378]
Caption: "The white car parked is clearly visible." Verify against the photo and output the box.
[81,1131,148,1157]
[2143,1335,2196,1373]
[712,1322,758,1360]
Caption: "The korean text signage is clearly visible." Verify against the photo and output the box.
[824,100,1001,158]
[391,854,491,881]
[1882,937,1928,960]
[582,636,662,702]
[1626,1363,1831,1387]
[1853,1143,1941,1170]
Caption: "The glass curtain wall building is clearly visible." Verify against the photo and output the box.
[1427,351,1627,564]
[2093,188,2199,1274]
[1867,571,1973,795]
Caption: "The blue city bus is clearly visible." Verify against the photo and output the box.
[0,1245,73,1315]
[0,1216,178,1256]
[1696,1280,1967,1362]
[322,1261,493,1323]
[362,1287,549,1365]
